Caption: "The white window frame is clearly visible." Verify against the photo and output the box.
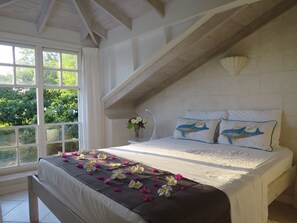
[0,41,81,175]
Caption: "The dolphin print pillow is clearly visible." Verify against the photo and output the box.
[173,118,220,143]
[218,119,278,151]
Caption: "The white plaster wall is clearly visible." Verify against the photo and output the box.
[134,6,297,164]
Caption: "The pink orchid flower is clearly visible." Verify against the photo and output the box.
[123,161,129,165]
[151,168,158,173]
[87,171,93,175]
[153,183,160,188]
[143,195,153,202]
[175,174,183,180]
[179,186,186,191]
[104,177,112,185]
[62,158,68,162]
[97,175,104,180]
[114,187,121,192]
[62,153,68,158]
[123,170,132,175]
[93,163,100,168]
[76,162,84,168]
[140,187,151,194]
[71,151,79,156]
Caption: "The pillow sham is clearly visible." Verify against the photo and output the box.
[228,109,282,147]
[173,118,220,143]
[217,119,277,151]
[185,110,228,120]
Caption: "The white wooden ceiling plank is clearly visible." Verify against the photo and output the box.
[0,0,20,8]
[71,0,100,46]
[144,0,164,17]
[92,21,107,40]
[37,0,56,34]
[90,0,132,30]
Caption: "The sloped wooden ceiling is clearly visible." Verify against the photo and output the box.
[102,0,297,119]
[0,0,170,46]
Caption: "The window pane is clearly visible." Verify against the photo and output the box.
[0,45,13,64]
[0,148,16,168]
[47,143,62,155]
[0,87,37,126]
[43,51,60,68]
[46,125,62,142]
[65,141,79,152]
[0,66,13,85]
[62,71,77,86]
[16,67,35,85]
[19,146,38,165]
[44,70,60,85]
[0,128,15,147]
[62,53,77,69]
[19,127,36,145]
[15,47,35,66]
[44,89,78,123]
[65,124,78,140]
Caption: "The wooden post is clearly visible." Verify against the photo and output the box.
[28,176,39,223]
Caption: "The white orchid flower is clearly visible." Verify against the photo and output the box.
[110,163,121,167]
[84,161,96,172]
[158,185,172,197]
[128,180,143,189]
[131,164,144,174]
[166,176,177,186]
[76,154,85,160]
[97,153,107,160]
[111,169,126,180]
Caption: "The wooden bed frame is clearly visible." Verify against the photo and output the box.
[28,165,296,223]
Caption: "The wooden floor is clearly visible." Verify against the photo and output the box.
[0,190,296,223]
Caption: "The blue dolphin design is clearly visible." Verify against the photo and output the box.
[221,127,264,144]
[176,123,209,137]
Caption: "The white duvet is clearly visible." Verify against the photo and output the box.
[38,137,293,223]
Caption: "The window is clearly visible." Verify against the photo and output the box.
[0,43,80,172]
[42,50,79,155]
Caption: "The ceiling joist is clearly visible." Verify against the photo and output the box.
[0,0,20,8]
[37,0,56,34]
[90,0,132,30]
[144,0,165,17]
[71,0,100,46]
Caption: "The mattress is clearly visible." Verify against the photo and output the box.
[38,137,293,223]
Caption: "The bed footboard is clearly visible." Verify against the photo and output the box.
[267,165,296,205]
[28,175,86,223]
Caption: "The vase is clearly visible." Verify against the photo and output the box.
[134,126,140,138]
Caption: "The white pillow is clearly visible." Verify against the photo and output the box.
[185,110,228,120]
[228,109,282,147]
[173,118,220,143]
[218,119,277,151]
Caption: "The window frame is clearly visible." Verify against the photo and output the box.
[0,41,81,175]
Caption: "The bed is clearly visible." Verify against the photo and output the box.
[28,137,295,223]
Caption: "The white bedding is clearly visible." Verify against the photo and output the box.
[38,137,293,223]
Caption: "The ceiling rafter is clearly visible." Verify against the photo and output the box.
[144,0,165,17]
[71,0,100,46]
[36,0,56,34]
[0,0,20,8]
[90,0,132,30]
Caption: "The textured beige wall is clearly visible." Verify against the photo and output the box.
[135,6,297,163]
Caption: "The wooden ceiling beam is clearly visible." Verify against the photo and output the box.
[71,0,100,46]
[0,0,20,8]
[90,0,132,30]
[144,0,165,17]
[36,0,56,34]
[92,21,108,40]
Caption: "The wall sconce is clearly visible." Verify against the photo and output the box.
[145,109,156,141]
[220,56,248,76]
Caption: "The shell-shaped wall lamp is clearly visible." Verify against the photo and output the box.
[220,56,248,76]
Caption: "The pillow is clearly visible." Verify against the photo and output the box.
[173,118,220,143]
[217,119,277,151]
[185,110,228,120]
[228,109,282,147]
